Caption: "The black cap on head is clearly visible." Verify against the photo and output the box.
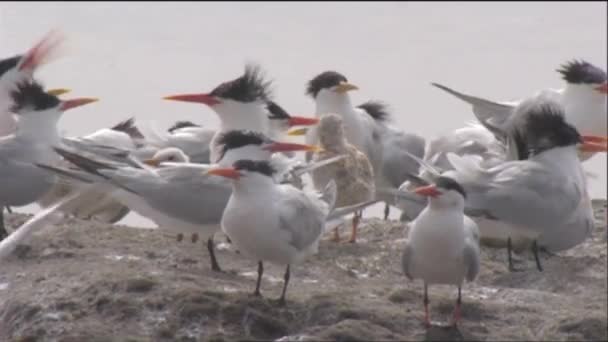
[435,176,467,198]
[209,63,273,102]
[216,130,271,160]
[0,55,22,79]
[509,100,581,159]
[168,120,201,133]
[266,100,291,120]
[10,81,60,113]
[306,71,348,98]
[232,159,275,177]
[556,60,607,85]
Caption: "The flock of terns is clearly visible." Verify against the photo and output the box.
[0,31,606,328]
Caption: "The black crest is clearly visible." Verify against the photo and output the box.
[435,176,467,198]
[111,117,145,140]
[209,63,273,102]
[233,159,276,177]
[216,130,271,161]
[509,100,581,158]
[306,71,348,98]
[556,60,607,85]
[10,81,60,113]
[0,55,22,78]
[266,100,290,120]
[357,100,391,122]
[168,120,201,133]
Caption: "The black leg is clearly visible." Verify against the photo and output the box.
[423,282,430,327]
[5,206,13,214]
[383,203,390,221]
[278,264,291,306]
[507,237,517,272]
[254,261,264,297]
[0,209,7,241]
[532,240,543,272]
[452,286,462,326]
[207,237,222,272]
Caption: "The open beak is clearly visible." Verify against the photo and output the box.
[334,82,359,94]
[48,88,71,96]
[60,98,99,111]
[413,185,441,198]
[595,82,608,94]
[18,30,65,72]
[287,116,319,127]
[287,127,309,136]
[163,93,221,106]
[142,159,160,167]
[263,142,323,153]
[206,167,241,179]
[580,135,608,153]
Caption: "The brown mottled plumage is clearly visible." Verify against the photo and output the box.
[310,113,375,243]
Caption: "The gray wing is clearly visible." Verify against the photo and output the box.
[450,155,582,231]
[110,164,232,225]
[431,82,516,139]
[382,129,426,187]
[278,187,326,251]
[401,242,414,280]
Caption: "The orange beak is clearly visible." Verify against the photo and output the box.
[413,185,441,197]
[595,82,608,94]
[287,116,319,127]
[262,142,322,153]
[60,98,99,111]
[580,135,608,153]
[163,93,220,107]
[206,167,241,179]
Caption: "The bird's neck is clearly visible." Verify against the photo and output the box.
[315,95,354,118]
[15,115,61,143]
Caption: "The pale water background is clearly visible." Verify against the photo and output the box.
[1,2,606,228]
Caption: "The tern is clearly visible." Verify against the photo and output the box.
[304,71,425,219]
[207,159,338,306]
[309,113,375,243]
[37,130,322,272]
[163,63,319,163]
[431,59,607,162]
[402,176,480,327]
[400,97,606,271]
[0,81,98,240]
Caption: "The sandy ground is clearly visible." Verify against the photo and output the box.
[0,199,606,342]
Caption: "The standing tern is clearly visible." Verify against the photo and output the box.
[309,113,375,243]
[431,59,607,162]
[420,98,606,271]
[38,130,322,272]
[304,71,425,219]
[207,159,338,306]
[402,176,480,327]
[0,81,98,240]
[163,64,319,163]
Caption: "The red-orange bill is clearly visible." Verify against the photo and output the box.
[163,93,220,106]
[206,167,241,179]
[413,185,441,197]
[287,116,319,127]
[60,98,99,111]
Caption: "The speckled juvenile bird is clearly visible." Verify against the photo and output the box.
[310,113,375,243]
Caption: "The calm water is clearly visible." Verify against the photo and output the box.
[2,2,606,227]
